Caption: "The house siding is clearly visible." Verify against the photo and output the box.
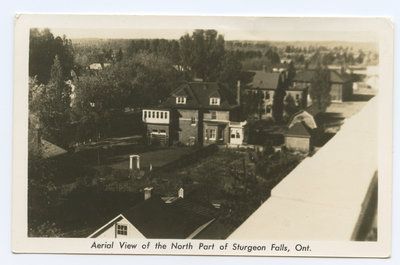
[285,136,310,153]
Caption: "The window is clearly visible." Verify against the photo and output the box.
[295,94,300,100]
[176,97,186,104]
[165,112,168,119]
[211,111,217,120]
[160,112,163,119]
[156,112,159,118]
[144,111,147,118]
[152,111,155,118]
[191,117,196,125]
[265,92,270,100]
[116,224,127,236]
[266,105,272,114]
[209,129,216,140]
[209,97,220,105]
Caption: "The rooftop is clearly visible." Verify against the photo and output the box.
[122,196,216,239]
[248,71,282,90]
[293,69,353,83]
[161,81,238,110]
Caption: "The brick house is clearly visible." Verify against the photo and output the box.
[143,81,244,146]
[292,69,353,103]
[245,71,287,119]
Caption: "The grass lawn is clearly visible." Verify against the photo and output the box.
[101,146,195,171]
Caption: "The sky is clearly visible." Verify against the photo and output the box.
[50,28,378,43]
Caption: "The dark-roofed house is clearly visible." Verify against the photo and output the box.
[143,81,244,146]
[245,71,286,119]
[292,69,353,103]
[88,188,216,239]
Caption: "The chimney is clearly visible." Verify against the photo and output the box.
[178,188,184,198]
[144,187,153,200]
[236,80,241,105]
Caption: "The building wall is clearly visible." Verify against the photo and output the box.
[146,123,170,145]
[292,81,310,90]
[203,122,229,145]
[177,109,199,145]
[95,217,145,239]
[342,82,353,101]
[285,136,310,153]
[330,83,343,103]
[203,110,230,121]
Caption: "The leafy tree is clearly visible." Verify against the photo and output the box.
[272,83,285,123]
[179,30,225,81]
[284,94,299,119]
[264,48,280,64]
[218,51,243,89]
[287,61,296,81]
[30,56,72,147]
[115,48,123,62]
[29,28,74,84]
[310,64,331,112]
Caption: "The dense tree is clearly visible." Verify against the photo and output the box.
[272,84,285,123]
[284,94,299,119]
[310,64,331,112]
[264,48,280,64]
[71,52,183,142]
[179,29,225,81]
[30,56,72,147]
[29,28,74,84]
[115,48,123,62]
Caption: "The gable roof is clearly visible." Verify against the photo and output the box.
[285,122,311,138]
[293,70,352,84]
[288,110,317,129]
[121,196,216,239]
[40,139,68,159]
[248,71,282,90]
[162,82,238,110]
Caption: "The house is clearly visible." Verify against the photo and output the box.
[292,69,353,103]
[284,111,317,153]
[245,71,287,119]
[284,122,312,153]
[143,81,246,146]
[88,188,216,239]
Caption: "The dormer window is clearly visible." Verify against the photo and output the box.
[176,97,186,104]
[210,97,220,106]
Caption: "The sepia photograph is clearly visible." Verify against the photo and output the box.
[12,15,393,256]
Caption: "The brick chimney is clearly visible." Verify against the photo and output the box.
[144,187,153,200]
[178,187,184,198]
[236,80,241,105]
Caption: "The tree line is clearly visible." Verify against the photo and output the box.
[29,29,248,148]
